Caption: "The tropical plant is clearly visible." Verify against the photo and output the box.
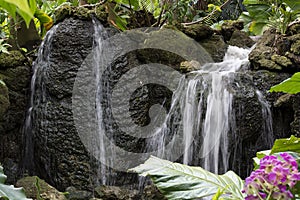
[0,39,11,54]
[130,135,300,200]
[270,72,300,94]
[0,165,30,200]
[0,0,36,28]
[130,156,245,199]
[239,0,300,35]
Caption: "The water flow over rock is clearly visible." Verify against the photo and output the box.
[22,25,58,174]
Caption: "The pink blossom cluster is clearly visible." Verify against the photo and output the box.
[243,152,300,200]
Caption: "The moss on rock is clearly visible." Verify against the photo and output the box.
[54,4,108,24]
[181,24,214,41]
[228,29,255,48]
[0,66,31,91]
[0,80,9,119]
[257,59,282,70]
[0,51,26,69]
[271,54,292,67]
[16,176,67,200]
[291,40,300,55]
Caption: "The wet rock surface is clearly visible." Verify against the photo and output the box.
[0,51,31,183]
[1,13,300,200]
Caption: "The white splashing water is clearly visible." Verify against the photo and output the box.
[191,46,251,173]
[146,46,251,174]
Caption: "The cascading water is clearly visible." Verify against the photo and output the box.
[24,18,277,189]
[22,25,58,173]
[145,46,251,174]
[256,90,274,148]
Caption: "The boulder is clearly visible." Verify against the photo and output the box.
[199,34,228,62]
[0,51,31,183]
[16,176,67,200]
[181,23,214,41]
[249,28,300,72]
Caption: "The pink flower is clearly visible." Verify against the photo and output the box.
[243,152,300,200]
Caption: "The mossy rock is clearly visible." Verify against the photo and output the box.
[0,51,26,69]
[0,65,31,91]
[221,20,244,41]
[257,59,282,71]
[227,29,255,48]
[271,54,292,67]
[291,40,300,55]
[0,79,9,119]
[54,4,108,25]
[181,24,214,41]
[16,176,67,200]
[199,34,227,62]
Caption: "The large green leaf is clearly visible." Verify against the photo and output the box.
[0,0,17,19]
[270,72,300,94]
[129,156,245,199]
[0,166,31,200]
[245,4,271,19]
[0,0,35,27]
[270,135,300,154]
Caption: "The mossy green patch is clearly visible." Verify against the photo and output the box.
[0,51,26,68]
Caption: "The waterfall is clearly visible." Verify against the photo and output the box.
[22,25,58,173]
[256,90,274,148]
[144,46,251,174]
[25,19,276,188]
[184,46,250,173]
[92,19,116,185]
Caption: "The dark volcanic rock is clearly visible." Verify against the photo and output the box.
[30,18,95,190]
[249,27,300,72]
[0,51,31,183]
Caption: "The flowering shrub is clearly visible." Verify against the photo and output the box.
[243,152,300,200]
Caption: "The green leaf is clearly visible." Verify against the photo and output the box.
[0,0,35,27]
[283,0,300,11]
[253,150,271,169]
[249,21,269,35]
[270,72,300,94]
[244,4,271,19]
[2,0,32,15]
[0,0,17,19]
[212,188,225,200]
[0,165,31,200]
[129,156,245,200]
[270,135,300,154]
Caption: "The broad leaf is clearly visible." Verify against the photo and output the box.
[0,166,31,200]
[0,0,17,19]
[270,72,300,94]
[129,156,245,200]
[249,21,269,35]
[0,0,35,27]
[270,135,300,154]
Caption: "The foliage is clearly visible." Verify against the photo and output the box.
[0,0,36,27]
[270,72,300,94]
[0,165,30,200]
[129,156,245,199]
[131,135,300,200]
[0,39,11,54]
[239,0,300,35]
